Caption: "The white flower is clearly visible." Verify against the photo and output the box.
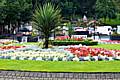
[92,56,98,61]
[11,56,16,60]
[36,57,43,61]
[53,57,58,61]
[73,57,79,61]
[83,56,90,61]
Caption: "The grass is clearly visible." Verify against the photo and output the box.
[91,44,120,50]
[0,60,120,72]
[11,42,41,46]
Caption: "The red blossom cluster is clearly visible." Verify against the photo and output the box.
[55,36,84,41]
[65,47,120,57]
[55,36,70,40]
[101,40,120,44]
[0,46,25,50]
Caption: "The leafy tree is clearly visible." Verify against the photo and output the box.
[33,3,61,48]
[32,0,97,19]
[17,0,32,23]
[0,0,6,24]
[95,0,117,21]
[0,0,6,34]
[1,0,32,33]
[113,0,120,12]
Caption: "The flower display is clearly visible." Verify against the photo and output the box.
[55,36,70,41]
[0,47,74,61]
[0,46,25,50]
[99,40,120,44]
[65,46,120,61]
[0,44,120,61]
[55,36,85,41]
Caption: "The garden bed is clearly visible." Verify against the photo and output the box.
[110,36,120,40]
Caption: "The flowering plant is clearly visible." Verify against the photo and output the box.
[65,46,120,61]
[0,46,25,50]
[55,36,84,41]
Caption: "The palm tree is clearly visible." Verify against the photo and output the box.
[33,3,61,48]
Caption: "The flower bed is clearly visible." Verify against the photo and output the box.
[0,45,74,61]
[65,46,120,61]
[0,44,120,61]
[99,40,120,44]
[54,36,98,46]
[55,36,84,41]
[0,46,25,50]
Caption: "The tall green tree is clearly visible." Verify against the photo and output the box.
[33,3,61,48]
[113,0,120,12]
[2,0,32,34]
[95,0,117,21]
[0,0,6,34]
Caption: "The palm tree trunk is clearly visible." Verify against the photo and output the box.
[44,35,49,48]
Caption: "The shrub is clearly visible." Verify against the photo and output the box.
[111,32,120,36]
[52,41,98,46]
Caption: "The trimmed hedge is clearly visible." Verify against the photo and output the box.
[110,36,120,40]
[52,41,98,46]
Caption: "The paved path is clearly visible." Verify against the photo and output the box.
[0,71,120,80]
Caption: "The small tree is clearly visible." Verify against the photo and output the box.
[67,22,73,38]
[33,3,61,48]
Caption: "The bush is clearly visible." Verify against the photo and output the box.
[111,32,120,36]
[0,34,12,39]
[52,41,98,46]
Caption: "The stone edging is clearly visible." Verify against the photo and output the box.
[0,71,120,80]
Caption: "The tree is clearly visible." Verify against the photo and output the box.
[33,3,61,48]
[0,0,6,34]
[0,0,32,34]
[67,22,73,38]
[16,0,32,30]
[95,0,117,21]
[113,0,120,12]
[32,0,97,19]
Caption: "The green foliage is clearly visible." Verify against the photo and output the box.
[0,0,32,34]
[33,3,62,48]
[32,0,97,18]
[67,22,74,38]
[95,0,117,20]
[0,0,6,24]
[99,13,120,25]
[111,32,120,36]
[31,31,37,37]
[113,0,120,12]
[52,41,98,46]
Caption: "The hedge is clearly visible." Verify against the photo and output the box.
[52,41,98,46]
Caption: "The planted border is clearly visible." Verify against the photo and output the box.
[52,41,98,46]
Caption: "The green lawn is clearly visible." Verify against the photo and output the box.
[11,42,41,46]
[91,44,120,50]
[1,60,120,72]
